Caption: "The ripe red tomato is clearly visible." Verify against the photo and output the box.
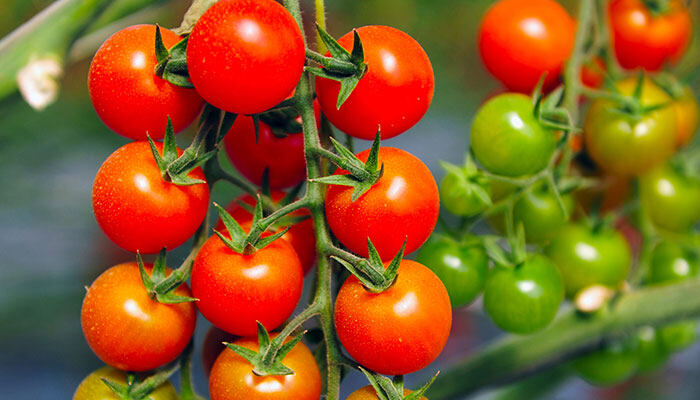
[209,334,321,400]
[346,386,426,400]
[187,0,305,114]
[315,25,434,140]
[74,366,178,400]
[581,57,606,89]
[88,25,203,140]
[334,260,452,375]
[92,141,209,254]
[191,232,303,336]
[325,147,439,260]
[81,262,196,371]
[609,0,692,71]
[478,0,575,93]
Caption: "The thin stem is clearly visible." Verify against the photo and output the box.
[246,197,311,243]
[315,0,327,52]
[563,0,596,122]
[310,146,370,179]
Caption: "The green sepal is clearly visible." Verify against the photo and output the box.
[214,200,290,255]
[358,367,439,400]
[154,25,194,88]
[532,83,577,132]
[136,249,197,304]
[101,363,179,400]
[332,238,407,293]
[439,158,492,208]
[482,236,512,268]
[199,104,237,144]
[147,119,209,186]
[224,322,304,376]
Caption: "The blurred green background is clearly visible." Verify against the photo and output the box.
[1,0,699,399]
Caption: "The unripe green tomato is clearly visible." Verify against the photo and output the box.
[545,223,631,298]
[416,235,489,307]
[572,338,639,386]
[659,321,698,353]
[640,163,700,232]
[635,326,670,373]
[471,93,556,177]
[483,254,564,334]
[73,366,178,400]
[648,241,699,284]
[439,170,490,217]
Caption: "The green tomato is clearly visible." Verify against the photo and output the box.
[640,163,700,232]
[471,93,556,177]
[73,366,178,400]
[439,169,491,217]
[483,254,564,334]
[659,321,698,353]
[648,241,699,284]
[573,338,639,386]
[635,326,670,373]
[416,235,489,307]
[545,223,631,298]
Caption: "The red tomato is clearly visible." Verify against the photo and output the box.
[191,232,303,336]
[88,25,203,140]
[209,334,321,400]
[581,57,606,89]
[92,141,209,254]
[315,25,434,140]
[609,0,692,71]
[81,262,196,371]
[335,260,452,375]
[187,0,305,114]
[325,147,439,260]
[478,0,576,93]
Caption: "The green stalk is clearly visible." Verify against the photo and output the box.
[562,0,595,122]
[315,0,327,52]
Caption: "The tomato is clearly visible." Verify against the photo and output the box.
[81,263,196,371]
[202,326,238,377]
[581,57,606,89]
[187,0,305,114]
[209,334,321,400]
[73,366,178,400]
[346,386,426,400]
[483,254,564,334]
[191,232,303,336]
[471,93,556,177]
[325,147,439,260]
[478,0,575,93]
[648,241,699,284]
[640,163,700,232]
[584,77,676,176]
[416,235,489,308]
[635,326,670,373]
[217,191,316,274]
[673,86,700,148]
[92,141,209,254]
[315,25,434,140]
[573,339,639,386]
[545,223,631,298]
[88,25,203,140]
[439,168,490,217]
[609,0,692,71]
[334,260,451,375]
[658,321,697,352]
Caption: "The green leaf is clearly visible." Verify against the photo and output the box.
[253,227,290,250]
[482,237,511,267]
[316,24,352,62]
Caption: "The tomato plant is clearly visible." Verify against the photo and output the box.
[202,326,237,377]
[672,86,700,148]
[73,366,178,400]
[346,386,426,400]
[648,241,699,284]
[635,326,670,373]
[580,57,606,89]
[572,338,639,386]
[640,163,700,232]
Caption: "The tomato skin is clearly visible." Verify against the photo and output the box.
[346,386,426,400]
[187,0,305,114]
[581,57,606,89]
[81,263,196,371]
[416,235,489,308]
[334,260,452,375]
[648,241,699,284]
[92,141,209,254]
[573,339,639,386]
[483,255,564,334]
[73,366,178,400]
[191,233,303,336]
[315,25,434,140]
[673,87,700,148]
[584,78,676,176]
[209,334,321,400]
[471,93,556,177]
[640,163,700,232]
[325,147,439,260]
[88,25,203,140]
[636,326,670,373]
[478,0,575,93]
[658,321,697,352]
[609,0,692,71]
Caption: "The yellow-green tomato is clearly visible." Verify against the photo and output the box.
[73,366,178,400]
[636,326,670,373]
[659,321,698,353]
[573,339,639,386]
[648,241,699,284]
[673,86,699,148]
[640,163,700,232]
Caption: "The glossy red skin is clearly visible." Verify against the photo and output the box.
[479,0,575,93]
[187,0,305,114]
[325,147,439,260]
[88,25,203,140]
[92,141,209,254]
[335,260,452,375]
[610,0,692,71]
[191,233,303,336]
[209,335,321,400]
[81,262,196,371]
[315,25,434,140]
[217,191,316,274]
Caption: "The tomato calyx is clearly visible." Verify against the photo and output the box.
[224,322,306,376]
[332,238,407,293]
[641,0,672,15]
[440,157,492,214]
[153,25,194,88]
[532,81,576,133]
[101,362,179,400]
[359,366,438,400]
[136,249,197,304]
[213,199,291,255]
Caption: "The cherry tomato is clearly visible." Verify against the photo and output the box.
[640,163,700,232]
[648,241,699,284]
[325,147,439,260]
[471,93,556,177]
[334,260,451,375]
[187,0,305,114]
[439,168,490,217]
[416,235,489,308]
[346,386,426,400]
[191,232,303,336]
[81,262,196,371]
[573,339,639,386]
[315,25,434,140]
[478,0,575,93]
[545,223,631,298]
[673,86,699,148]
[73,366,178,400]
[609,0,692,71]
[202,326,238,377]
[88,25,203,140]
[658,321,697,352]
[635,326,670,373]
[92,141,209,254]
[584,77,676,176]
[209,334,321,400]
[483,254,564,334]
[581,57,606,89]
